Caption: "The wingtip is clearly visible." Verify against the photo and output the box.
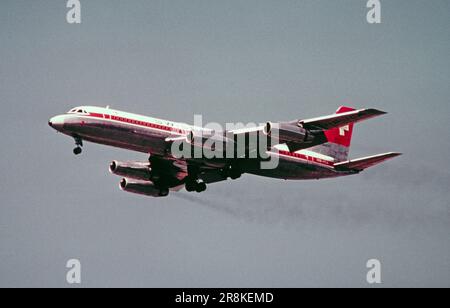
[384,152,403,158]
[367,108,388,115]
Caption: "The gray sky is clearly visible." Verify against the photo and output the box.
[0,0,449,287]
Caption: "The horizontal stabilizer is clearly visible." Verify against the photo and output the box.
[299,108,386,131]
[334,152,402,171]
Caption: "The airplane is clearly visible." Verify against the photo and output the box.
[48,105,401,197]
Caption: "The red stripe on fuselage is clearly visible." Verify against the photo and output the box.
[86,112,187,135]
[277,150,335,167]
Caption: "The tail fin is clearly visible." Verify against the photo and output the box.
[324,106,355,148]
[310,106,355,162]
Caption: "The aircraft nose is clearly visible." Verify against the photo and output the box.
[48,115,65,131]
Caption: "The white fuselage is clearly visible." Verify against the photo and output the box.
[49,106,347,180]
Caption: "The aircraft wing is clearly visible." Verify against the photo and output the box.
[226,108,386,136]
[225,109,387,152]
[334,152,402,171]
[298,108,386,130]
[166,130,269,160]
[159,155,229,185]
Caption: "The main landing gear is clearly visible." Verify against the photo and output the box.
[228,167,242,180]
[158,187,170,197]
[185,178,207,193]
[222,164,242,180]
[185,165,207,193]
[73,136,83,155]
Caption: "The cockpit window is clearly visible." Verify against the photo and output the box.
[68,108,88,114]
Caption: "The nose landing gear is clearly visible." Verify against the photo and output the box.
[73,136,83,155]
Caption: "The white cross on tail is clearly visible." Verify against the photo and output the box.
[339,125,350,136]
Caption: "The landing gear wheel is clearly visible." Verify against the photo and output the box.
[229,167,242,180]
[73,136,83,155]
[185,178,207,193]
[159,188,169,197]
[195,181,207,193]
[185,181,196,192]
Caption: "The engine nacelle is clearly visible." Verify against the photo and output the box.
[187,130,234,151]
[263,122,311,142]
[119,178,169,197]
[109,160,152,181]
[263,122,324,151]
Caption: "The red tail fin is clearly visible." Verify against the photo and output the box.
[309,106,355,162]
[324,106,355,147]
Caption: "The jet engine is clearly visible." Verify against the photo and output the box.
[187,130,234,151]
[263,122,325,151]
[109,160,153,181]
[119,178,169,197]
